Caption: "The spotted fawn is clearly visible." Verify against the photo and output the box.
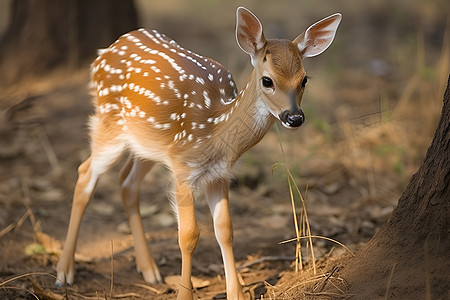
[56,7,341,300]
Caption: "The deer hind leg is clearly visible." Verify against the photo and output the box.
[173,180,199,300]
[56,138,125,287]
[119,156,162,283]
[206,180,246,300]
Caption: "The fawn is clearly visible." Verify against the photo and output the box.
[56,7,341,300]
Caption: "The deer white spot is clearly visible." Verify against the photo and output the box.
[120,96,132,109]
[187,134,193,142]
[110,85,122,93]
[99,88,110,96]
[154,123,171,130]
[143,59,156,64]
[151,66,161,73]
[203,91,211,108]
[157,51,185,75]
[196,77,205,85]
[208,74,214,81]
[98,103,120,114]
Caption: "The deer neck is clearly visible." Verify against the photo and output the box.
[211,70,275,164]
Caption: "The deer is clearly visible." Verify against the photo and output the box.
[55,7,341,300]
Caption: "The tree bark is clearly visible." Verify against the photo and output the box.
[341,76,450,299]
[0,0,138,88]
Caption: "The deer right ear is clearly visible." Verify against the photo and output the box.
[294,13,342,58]
[236,7,266,66]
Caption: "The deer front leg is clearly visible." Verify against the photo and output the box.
[174,181,199,300]
[206,180,246,300]
[119,156,162,284]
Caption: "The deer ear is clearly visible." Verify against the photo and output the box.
[236,7,266,65]
[294,13,342,58]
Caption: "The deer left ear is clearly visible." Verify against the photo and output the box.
[236,7,266,66]
[295,13,342,58]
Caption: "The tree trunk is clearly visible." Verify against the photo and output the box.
[0,0,138,88]
[341,76,450,299]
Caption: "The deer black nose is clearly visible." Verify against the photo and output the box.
[280,109,305,129]
[287,112,304,127]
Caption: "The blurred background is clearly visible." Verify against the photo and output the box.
[0,0,448,298]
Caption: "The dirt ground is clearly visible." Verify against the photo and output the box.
[0,1,449,299]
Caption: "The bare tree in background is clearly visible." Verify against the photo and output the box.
[0,0,138,88]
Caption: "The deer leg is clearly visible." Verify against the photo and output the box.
[119,156,162,283]
[174,181,199,300]
[56,142,124,286]
[206,180,246,300]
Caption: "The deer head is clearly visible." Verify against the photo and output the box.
[236,7,341,129]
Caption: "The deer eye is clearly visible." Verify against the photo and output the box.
[301,76,308,87]
[261,76,274,88]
